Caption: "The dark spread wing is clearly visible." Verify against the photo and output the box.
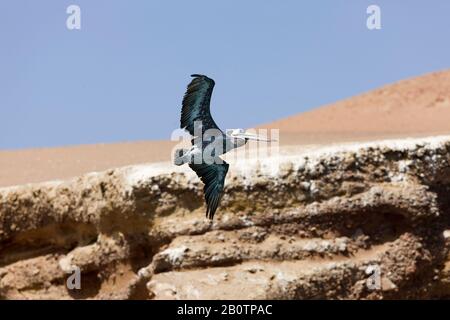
[181,74,221,136]
[189,160,229,219]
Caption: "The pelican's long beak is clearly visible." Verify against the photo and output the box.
[237,132,277,142]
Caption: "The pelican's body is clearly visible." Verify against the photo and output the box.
[175,130,247,166]
[174,74,272,219]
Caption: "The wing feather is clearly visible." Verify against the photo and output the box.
[181,74,221,136]
[189,160,229,219]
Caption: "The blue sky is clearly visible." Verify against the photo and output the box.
[1,1,449,149]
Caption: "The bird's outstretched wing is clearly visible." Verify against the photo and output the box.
[189,160,229,219]
[181,74,221,136]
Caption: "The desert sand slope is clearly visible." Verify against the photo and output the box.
[264,69,450,138]
[0,140,177,188]
[1,135,450,299]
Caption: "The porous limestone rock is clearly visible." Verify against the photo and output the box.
[1,136,450,299]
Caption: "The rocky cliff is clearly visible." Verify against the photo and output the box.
[1,136,450,299]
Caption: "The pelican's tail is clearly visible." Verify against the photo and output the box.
[174,148,189,166]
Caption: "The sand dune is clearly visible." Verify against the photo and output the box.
[1,69,449,187]
[263,69,450,143]
[0,140,178,188]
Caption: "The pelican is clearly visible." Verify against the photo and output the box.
[174,74,273,219]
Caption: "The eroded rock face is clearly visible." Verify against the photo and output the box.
[0,136,450,299]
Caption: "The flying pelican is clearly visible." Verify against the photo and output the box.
[174,74,273,219]
[175,74,272,220]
